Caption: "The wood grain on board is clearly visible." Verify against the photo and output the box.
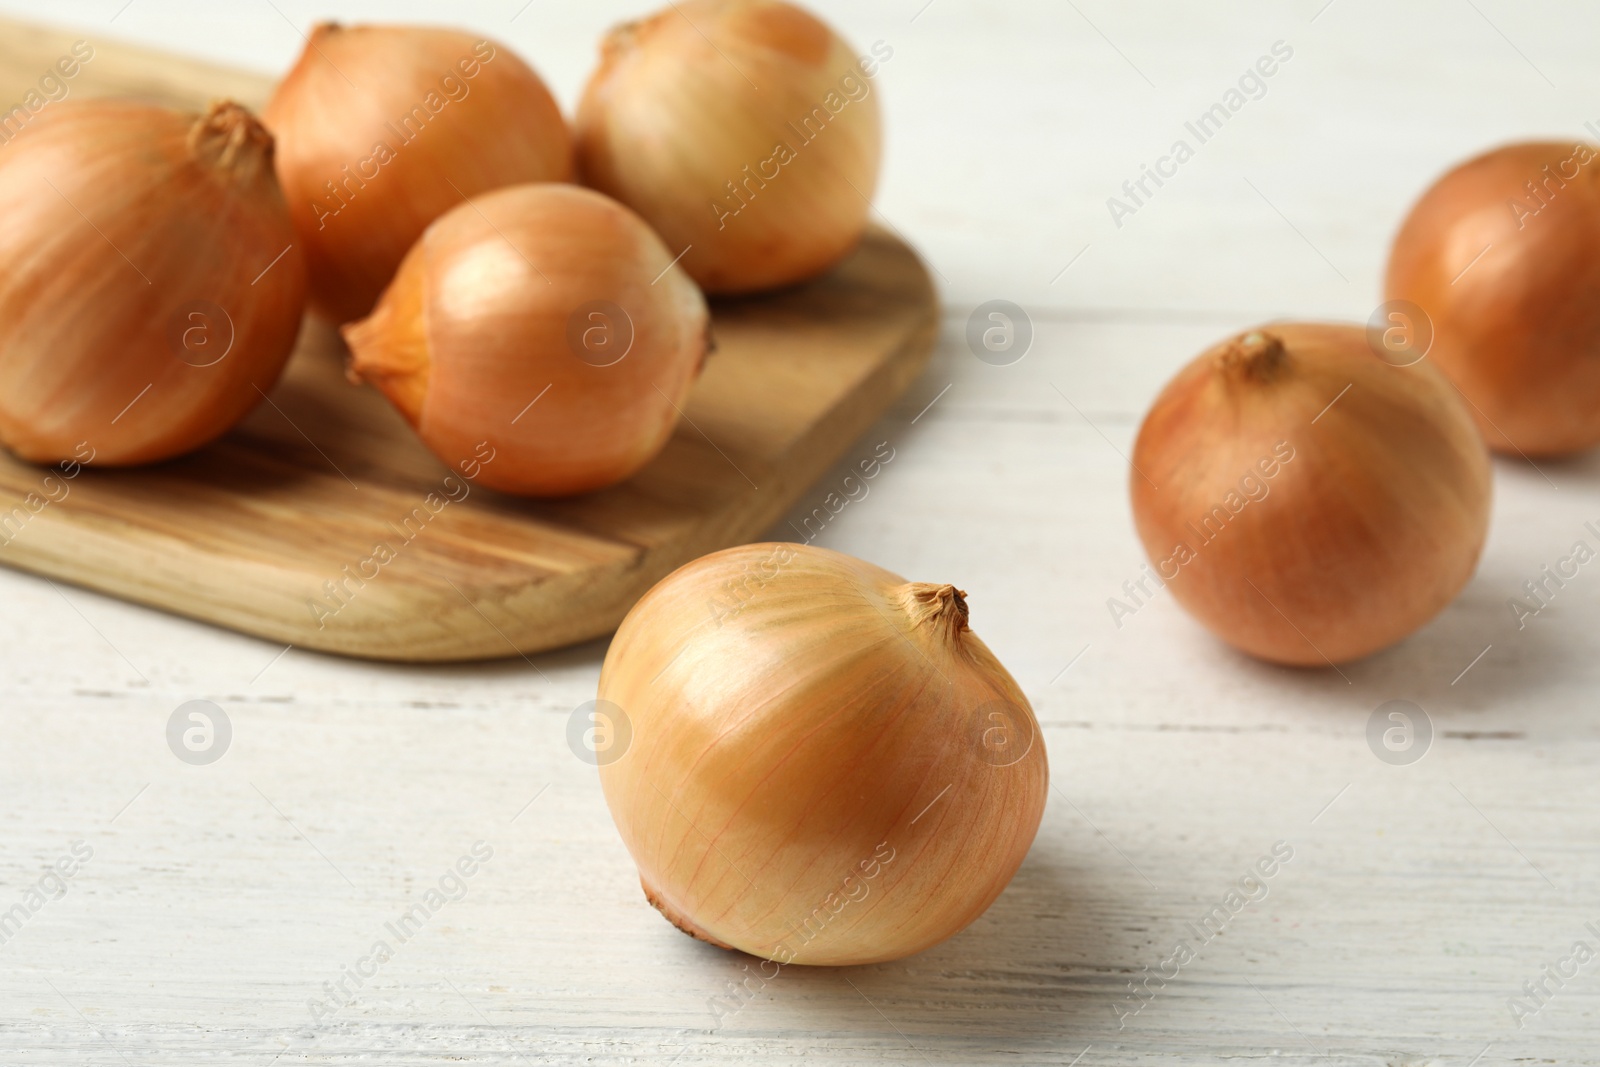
[0,17,940,661]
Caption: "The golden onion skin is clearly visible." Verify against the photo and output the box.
[343,184,708,498]
[1131,324,1491,666]
[1386,141,1600,455]
[576,0,882,295]
[597,543,1047,966]
[265,24,573,323]
[0,100,306,466]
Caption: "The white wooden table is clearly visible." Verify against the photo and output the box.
[2,1,1598,1063]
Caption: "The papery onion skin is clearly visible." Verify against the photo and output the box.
[343,183,709,497]
[576,0,882,295]
[596,543,1047,967]
[1130,324,1491,666]
[0,99,306,466]
[1386,141,1600,455]
[264,23,573,323]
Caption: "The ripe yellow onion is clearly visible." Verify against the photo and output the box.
[1130,324,1491,666]
[343,184,709,497]
[265,24,573,322]
[0,99,306,466]
[596,543,1048,966]
[1386,141,1600,455]
[576,0,884,295]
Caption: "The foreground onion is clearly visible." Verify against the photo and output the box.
[1386,141,1600,455]
[265,24,573,322]
[576,0,883,294]
[1130,324,1491,666]
[596,543,1047,966]
[343,184,708,497]
[0,99,306,466]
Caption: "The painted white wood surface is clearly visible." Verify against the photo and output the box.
[1,1,1599,1063]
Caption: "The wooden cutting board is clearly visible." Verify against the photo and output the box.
[0,19,939,662]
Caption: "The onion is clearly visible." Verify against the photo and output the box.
[1386,140,1600,455]
[1130,324,1491,666]
[596,543,1047,966]
[576,0,883,295]
[342,184,709,498]
[0,99,306,466]
[264,24,573,322]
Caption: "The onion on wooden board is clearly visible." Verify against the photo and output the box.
[576,0,883,295]
[265,24,572,322]
[0,99,306,466]
[343,184,709,498]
